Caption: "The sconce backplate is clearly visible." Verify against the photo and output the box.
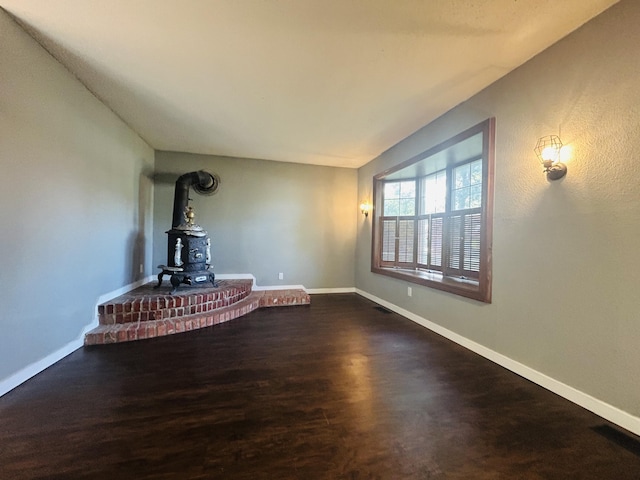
[546,163,567,181]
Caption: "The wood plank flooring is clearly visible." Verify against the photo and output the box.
[1,293,639,479]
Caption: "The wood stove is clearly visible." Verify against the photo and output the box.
[155,170,219,293]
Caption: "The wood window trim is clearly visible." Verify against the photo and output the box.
[370,118,495,303]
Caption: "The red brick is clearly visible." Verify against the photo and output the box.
[157,322,167,336]
[127,325,138,341]
[136,325,148,340]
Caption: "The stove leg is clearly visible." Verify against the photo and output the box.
[170,274,181,294]
[154,272,164,289]
[209,272,218,288]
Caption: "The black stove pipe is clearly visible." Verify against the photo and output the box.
[171,170,217,228]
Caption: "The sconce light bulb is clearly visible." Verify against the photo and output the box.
[541,146,560,163]
[535,134,567,180]
[360,202,371,217]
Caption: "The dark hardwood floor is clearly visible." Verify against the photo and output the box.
[1,294,639,479]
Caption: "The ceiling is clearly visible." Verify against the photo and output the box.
[1,0,618,168]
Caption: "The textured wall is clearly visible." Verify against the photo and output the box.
[356,0,640,418]
[0,11,154,385]
[154,152,357,289]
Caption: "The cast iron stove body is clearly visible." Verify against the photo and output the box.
[156,170,219,293]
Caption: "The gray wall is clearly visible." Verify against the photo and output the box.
[154,152,357,289]
[356,0,640,418]
[0,10,155,385]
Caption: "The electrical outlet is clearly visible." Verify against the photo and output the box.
[407,286,412,297]
[278,272,284,280]
[139,263,144,274]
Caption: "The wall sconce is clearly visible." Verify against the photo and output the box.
[360,202,371,218]
[534,135,567,181]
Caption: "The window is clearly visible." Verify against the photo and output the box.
[371,118,495,303]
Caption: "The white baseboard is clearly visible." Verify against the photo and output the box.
[215,273,307,292]
[94,275,156,322]
[0,336,84,397]
[356,288,640,437]
[215,273,256,282]
[0,275,156,398]
[307,287,356,294]
[214,273,357,294]
[254,284,307,292]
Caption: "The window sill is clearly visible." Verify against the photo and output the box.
[371,266,491,303]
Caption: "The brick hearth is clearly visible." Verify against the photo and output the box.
[85,279,310,345]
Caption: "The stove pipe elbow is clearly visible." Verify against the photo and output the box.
[171,170,218,228]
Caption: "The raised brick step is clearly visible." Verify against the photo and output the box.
[96,279,253,326]
[84,281,310,346]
